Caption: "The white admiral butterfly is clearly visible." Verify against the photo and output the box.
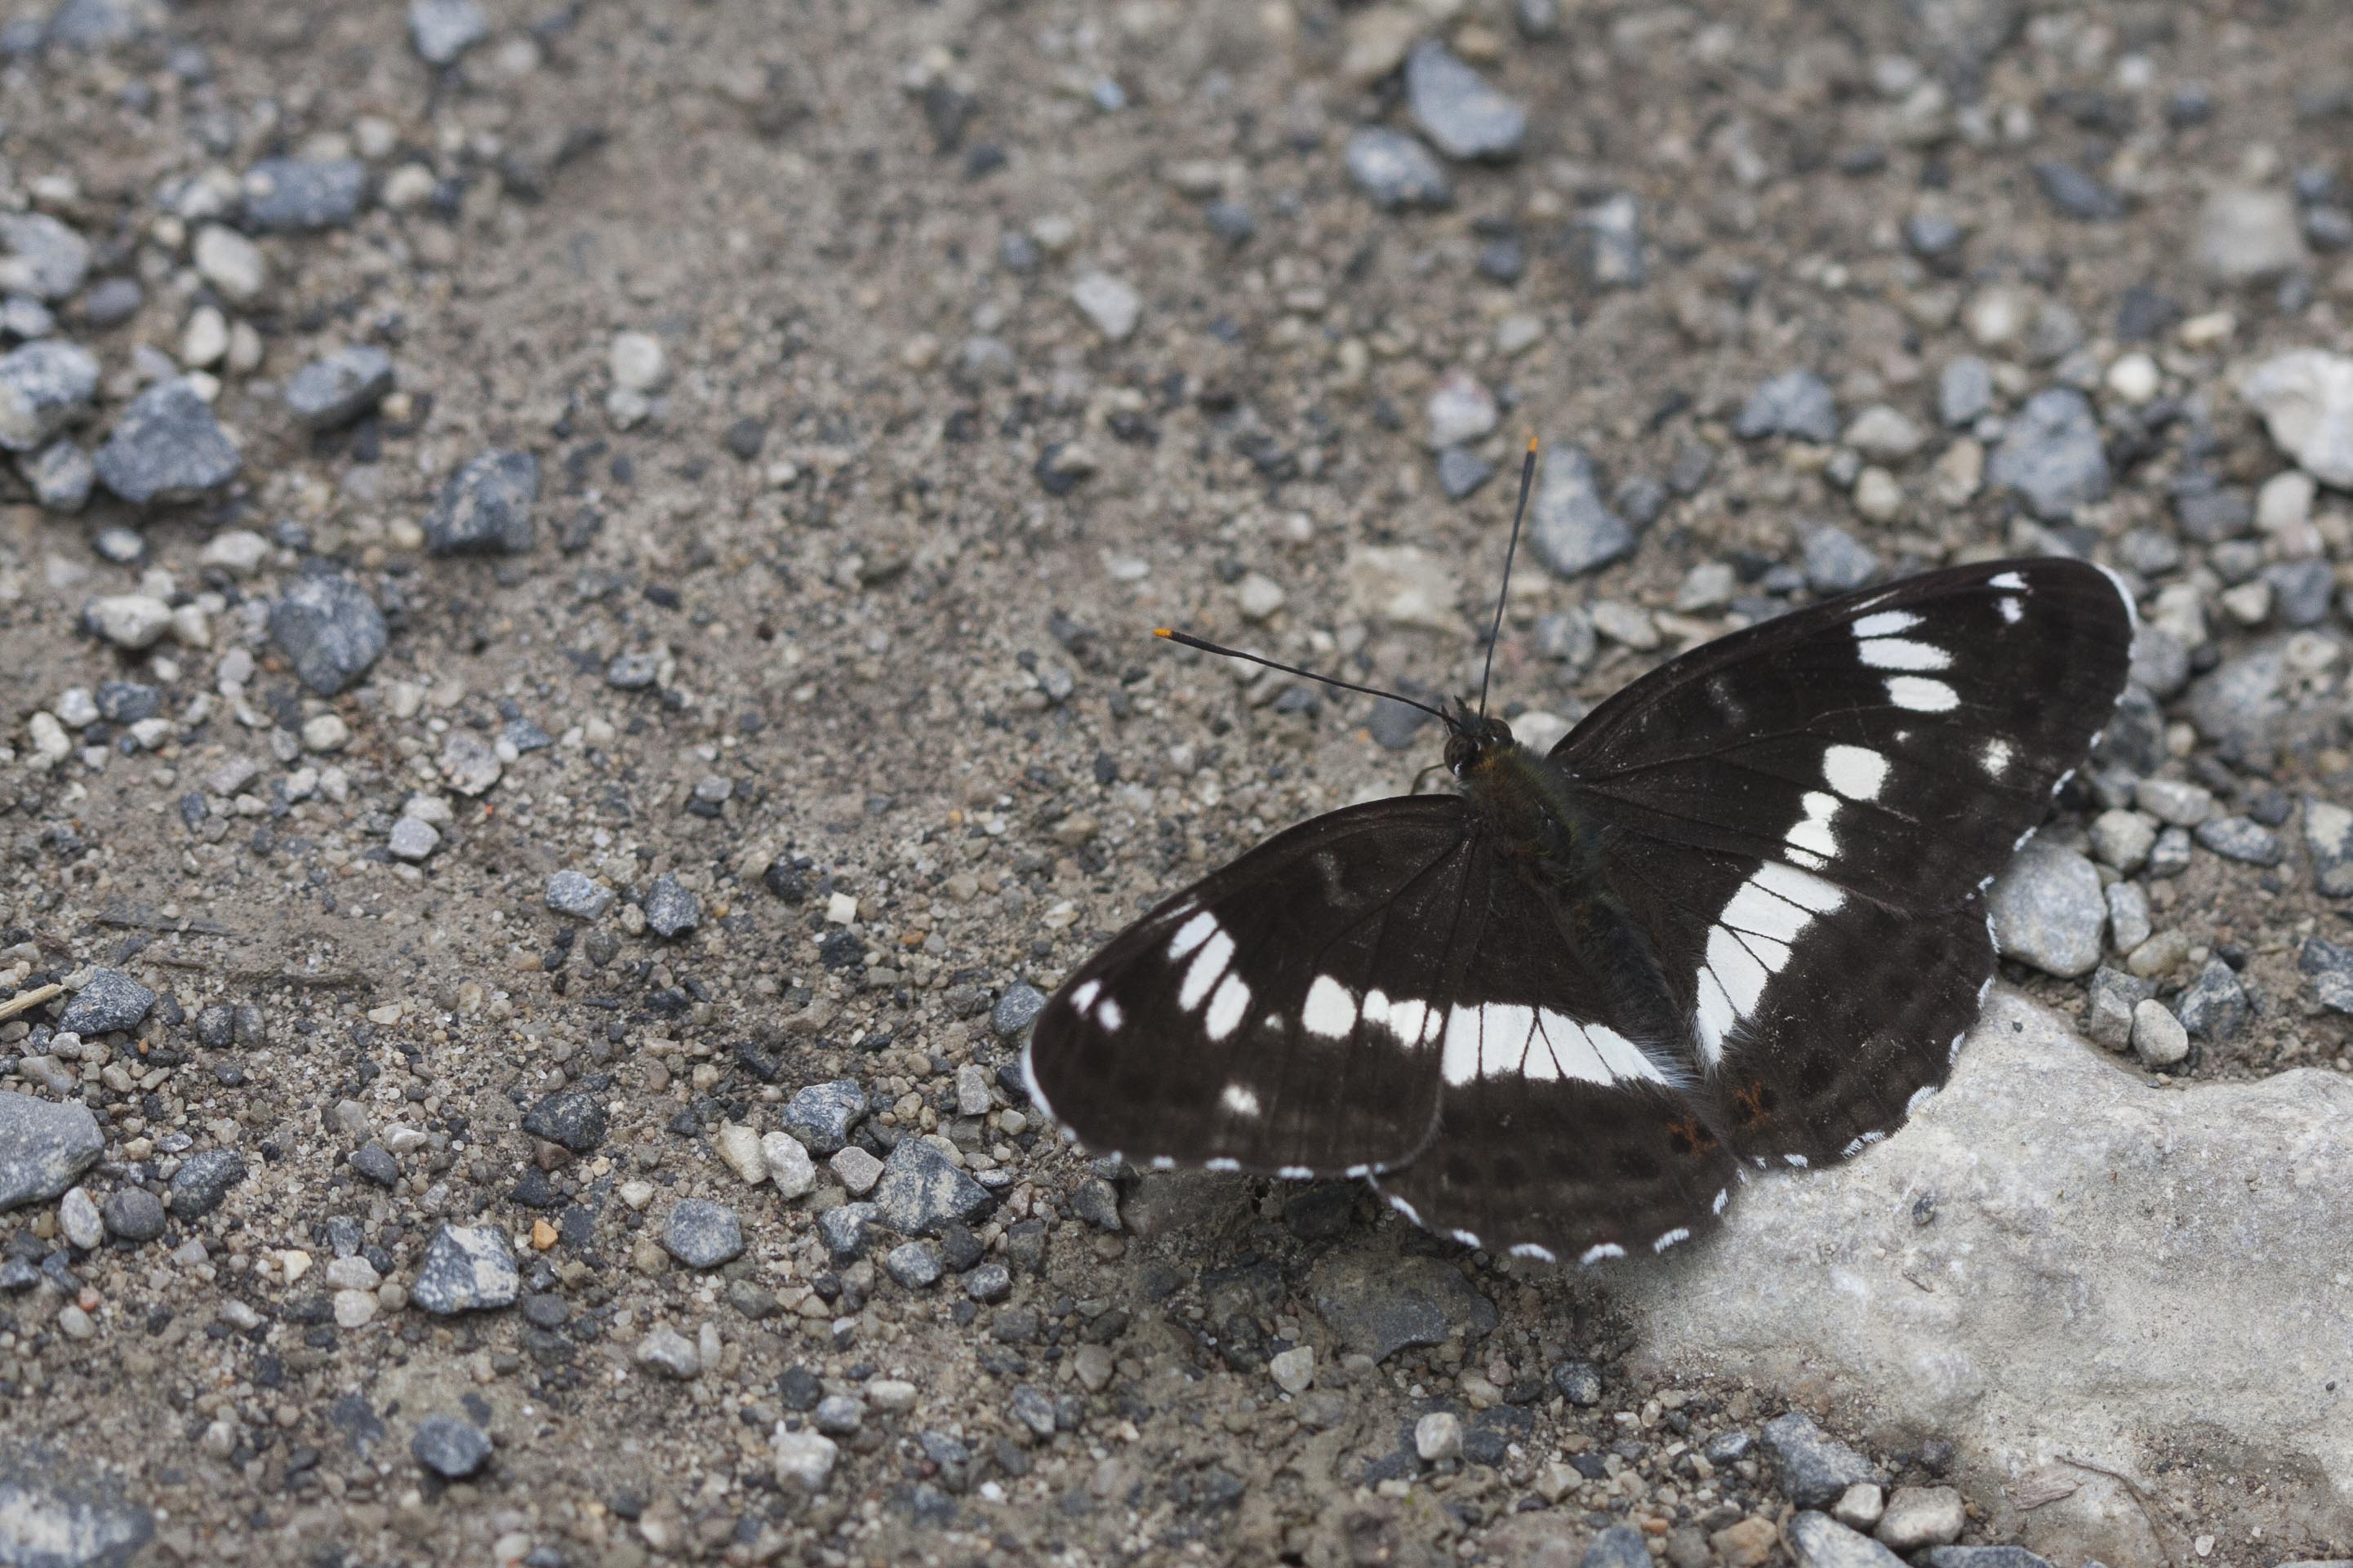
[1022,445,2134,1264]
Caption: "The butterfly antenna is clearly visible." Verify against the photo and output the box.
[1152,629,1454,726]
[1479,437,1541,719]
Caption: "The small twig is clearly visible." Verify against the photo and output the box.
[147,955,374,992]
[2059,1454,2180,1568]
[0,984,62,1023]
[96,909,233,937]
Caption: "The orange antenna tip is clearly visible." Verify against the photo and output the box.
[1527,435,1539,453]
[1152,628,1174,638]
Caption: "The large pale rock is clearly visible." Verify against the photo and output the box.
[2240,349,2353,489]
[1617,989,2353,1566]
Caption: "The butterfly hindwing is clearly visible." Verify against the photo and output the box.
[1023,797,1475,1175]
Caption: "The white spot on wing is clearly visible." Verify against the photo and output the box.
[1886,675,1959,713]
[1579,1243,1626,1264]
[1652,1227,1691,1253]
[1219,1083,1261,1118]
[1692,966,1737,1066]
[1387,1194,1423,1225]
[1509,1242,1557,1263]
[1449,1228,1480,1247]
[1206,1157,1240,1172]
[1784,1152,1809,1168]
[1786,791,1841,863]
[1479,1003,1535,1078]
[1177,930,1234,1011]
[1704,927,1770,1015]
[1070,980,1101,1013]
[1996,595,2023,624]
[1302,975,1356,1039]
[1167,911,1217,961]
[1857,637,1951,672]
[1441,1004,1481,1087]
[1205,972,1250,1041]
[1853,609,1922,637]
[1988,570,2026,590]
[1276,1165,1312,1180]
[1755,860,1845,913]
[1822,744,1888,803]
[1096,997,1123,1031]
[1711,1188,1728,1215]
[1906,1085,1937,1115]
[1981,737,2013,777]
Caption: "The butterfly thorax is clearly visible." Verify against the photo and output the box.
[1456,735,1588,877]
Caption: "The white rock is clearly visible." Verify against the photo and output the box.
[83,594,173,649]
[772,1426,838,1490]
[1875,1483,1964,1549]
[193,224,266,304]
[201,528,269,575]
[1413,1410,1461,1463]
[609,331,668,392]
[2103,351,2160,405]
[1345,545,1460,633]
[2130,998,2189,1068]
[1233,572,1286,623]
[180,305,229,370]
[1621,989,2353,1561]
[1069,273,1141,344]
[713,1122,765,1183]
[1841,405,1924,460]
[302,713,351,753]
[762,1131,816,1199]
[1425,371,1499,450]
[1269,1345,1314,1395]
[333,1288,378,1328]
[2239,349,2353,489]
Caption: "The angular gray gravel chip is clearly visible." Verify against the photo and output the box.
[93,377,240,504]
[1986,840,2105,978]
[1528,445,1634,578]
[167,1150,247,1218]
[1760,1410,1875,1508]
[242,157,368,232]
[411,1414,493,1478]
[425,449,540,555]
[284,345,395,430]
[411,1224,519,1313]
[0,340,99,451]
[1343,127,1452,211]
[269,571,389,695]
[873,1136,996,1236]
[661,1198,745,1268]
[0,1092,105,1213]
[1733,368,1839,443]
[1986,388,2109,521]
[1403,42,1526,162]
[56,968,154,1036]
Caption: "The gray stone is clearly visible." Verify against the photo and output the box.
[20,440,94,513]
[0,211,91,300]
[1344,127,1452,211]
[963,1261,1011,1302]
[634,1324,700,1379]
[991,983,1047,1041]
[43,0,145,51]
[2084,967,2154,1051]
[1986,840,2106,978]
[1627,989,2353,1554]
[2194,815,2283,866]
[1403,42,1525,162]
[2173,482,2253,542]
[1987,389,2108,521]
[1762,1411,1875,1508]
[269,572,387,696]
[167,1150,245,1218]
[1790,1512,1906,1568]
[2175,958,2248,1042]
[80,591,168,647]
[2193,186,2308,282]
[0,1455,152,1567]
[883,1239,943,1289]
[57,969,153,1035]
[2031,160,2125,220]
[408,0,487,64]
[2148,824,2194,880]
[242,158,368,232]
[411,1414,492,1478]
[1875,1483,1965,1548]
[387,817,441,862]
[605,651,658,690]
[1937,358,1994,427]
[781,1080,865,1153]
[57,1186,102,1250]
[2237,349,2353,489]
[1414,1410,1463,1464]
[438,731,501,796]
[1550,1359,1602,1406]
[2266,558,2337,627]
[1308,1247,1497,1362]
[1069,273,1140,344]
[1436,445,1493,502]
[349,1144,399,1186]
[411,1224,519,1313]
[520,1090,607,1153]
[1735,369,1839,443]
[2307,798,2353,897]
[79,277,140,327]
[1801,526,1879,593]
[816,1201,878,1259]
[2088,809,2156,873]
[2103,881,2152,954]
[661,1199,743,1268]
[94,378,240,504]
[1569,193,1644,290]
[2133,777,2213,828]
[545,870,612,920]
[101,1186,166,1241]
[830,1145,883,1196]
[2130,998,2189,1069]
[772,1428,838,1490]
[1528,445,1635,577]
[1919,1551,2054,1568]
[642,873,701,938]
[0,340,98,451]
[0,295,56,340]
[284,345,394,430]
[2300,939,2353,1016]
[873,1136,995,1235]
[425,449,539,555]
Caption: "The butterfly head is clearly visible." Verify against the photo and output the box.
[1443,700,1516,777]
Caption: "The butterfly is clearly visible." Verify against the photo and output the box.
[1021,444,2135,1264]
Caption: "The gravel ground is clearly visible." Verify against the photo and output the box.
[2,0,2351,1564]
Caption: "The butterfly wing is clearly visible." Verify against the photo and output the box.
[1022,797,1478,1176]
[1555,557,2133,1166]
[1364,840,1743,1263]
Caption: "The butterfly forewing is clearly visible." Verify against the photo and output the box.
[1559,557,2133,1165]
[1024,797,1475,1175]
